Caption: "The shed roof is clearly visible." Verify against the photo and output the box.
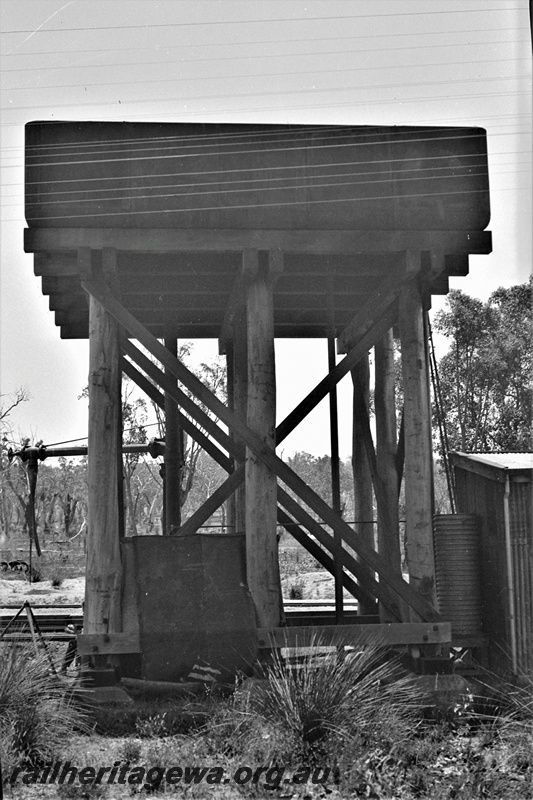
[450,452,533,482]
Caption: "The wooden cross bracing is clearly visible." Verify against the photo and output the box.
[79,248,444,623]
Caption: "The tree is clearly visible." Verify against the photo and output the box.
[0,389,32,539]
[433,279,533,453]
[284,452,354,521]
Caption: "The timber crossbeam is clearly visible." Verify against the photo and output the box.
[257,622,452,649]
[24,227,493,256]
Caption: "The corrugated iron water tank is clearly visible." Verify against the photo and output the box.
[434,514,483,637]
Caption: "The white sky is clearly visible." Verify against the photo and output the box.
[0,0,531,457]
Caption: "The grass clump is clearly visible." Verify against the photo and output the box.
[255,637,423,761]
[0,644,91,780]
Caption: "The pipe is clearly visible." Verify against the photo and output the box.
[503,473,518,674]
[9,440,165,463]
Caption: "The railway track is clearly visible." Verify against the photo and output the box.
[0,600,360,641]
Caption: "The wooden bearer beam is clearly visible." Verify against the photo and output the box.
[257,622,452,648]
[24,227,492,255]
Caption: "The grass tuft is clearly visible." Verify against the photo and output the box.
[256,637,423,759]
[0,644,91,779]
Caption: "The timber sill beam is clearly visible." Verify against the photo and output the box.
[257,622,452,649]
[81,277,441,622]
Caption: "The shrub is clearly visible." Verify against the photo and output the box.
[256,637,424,760]
[0,644,91,781]
[135,712,168,738]
[119,737,142,763]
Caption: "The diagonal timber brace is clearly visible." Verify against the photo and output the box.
[124,351,379,605]
[122,355,234,472]
[81,275,440,621]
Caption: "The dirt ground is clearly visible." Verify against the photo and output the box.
[0,576,85,608]
[1,570,347,610]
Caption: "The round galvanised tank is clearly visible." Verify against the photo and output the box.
[433,514,482,638]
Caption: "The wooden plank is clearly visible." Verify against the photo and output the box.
[257,622,452,648]
[81,278,440,621]
[24,227,493,255]
[77,632,140,655]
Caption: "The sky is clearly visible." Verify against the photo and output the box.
[0,0,531,458]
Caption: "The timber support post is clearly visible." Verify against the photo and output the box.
[399,258,437,619]
[245,249,282,629]
[83,247,123,642]
[351,355,378,616]
[375,328,406,621]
